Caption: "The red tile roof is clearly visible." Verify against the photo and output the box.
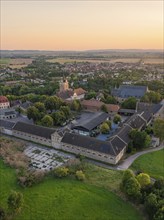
[0,96,9,103]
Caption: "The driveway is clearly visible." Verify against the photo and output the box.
[117,144,164,170]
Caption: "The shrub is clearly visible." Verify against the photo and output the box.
[18,170,45,187]
[0,207,6,220]
[75,170,85,181]
[54,167,69,178]
[136,173,151,188]
[7,191,23,214]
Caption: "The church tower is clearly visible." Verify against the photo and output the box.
[59,76,69,92]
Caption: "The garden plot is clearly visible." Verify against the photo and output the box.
[24,144,72,171]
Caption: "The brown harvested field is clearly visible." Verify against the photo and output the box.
[47,57,142,64]
[9,58,33,69]
[143,58,164,64]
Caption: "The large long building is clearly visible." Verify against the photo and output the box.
[0,102,163,165]
[111,85,148,101]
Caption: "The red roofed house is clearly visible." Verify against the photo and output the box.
[0,96,10,109]
[81,99,120,114]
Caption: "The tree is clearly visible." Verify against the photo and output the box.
[106,120,112,130]
[129,130,151,149]
[27,106,40,122]
[123,177,141,199]
[45,96,61,112]
[85,91,96,100]
[100,122,110,134]
[101,104,108,113]
[122,169,135,186]
[113,114,121,124]
[41,115,53,127]
[52,111,66,126]
[34,102,46,113]
[71,100,82,112]
[60,106,71,119]
[7,191,23,214]
[141,91,162,104]
[54,167,69,178]
[121,97,137,109]
[0,207,6,220]
[154,207,164,220]
[75,170,85,181]
[145,193,158,219]
[153,118,164,141]
[136,173,151,188]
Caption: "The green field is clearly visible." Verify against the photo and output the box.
[131,149,164,179]
[0,160,143,220]
[0,58,10,65]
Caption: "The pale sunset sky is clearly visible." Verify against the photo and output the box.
[1,0,163,50]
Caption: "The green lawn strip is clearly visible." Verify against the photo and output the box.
[0,58,10,65]
[131,149,164,179]
[0,160,143,220]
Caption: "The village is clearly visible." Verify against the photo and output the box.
[0,75,163,171]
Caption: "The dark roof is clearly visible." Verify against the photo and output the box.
[0,119,16,129]
[20,101,32,109]
[118,109,136,114]
[13,122,56,139]
[0,109,16,116]
[137,102,163,115]
[125,114,146,129]
[115,125,132,144]
[112,85,147,98]
[110,136,126,154]
[140,111,152,123]
[73,112,109,131]
[61,132,125,156]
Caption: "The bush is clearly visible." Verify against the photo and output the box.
[7,191,23,214]
[0,207,6,220]
[136,173,151,188]
[54,167,69,178]
[18,170,45,187]
[75,170,85,181]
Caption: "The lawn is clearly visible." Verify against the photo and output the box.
[0,160,143,220]
[131,149,164,179]
[0,58,10,65]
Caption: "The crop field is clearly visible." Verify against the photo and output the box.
[0,159,143,220]
[0,58,33,69]
[143,58,164,64]
[131,149,164,179]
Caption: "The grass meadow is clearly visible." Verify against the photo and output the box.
[131,149,164,179]
[0,160,143,220]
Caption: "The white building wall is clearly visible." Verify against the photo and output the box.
[61,143,117,164]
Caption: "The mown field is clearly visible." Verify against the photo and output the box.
[131,149,164,179]
[46,57,164,64]
[0,160,143,220]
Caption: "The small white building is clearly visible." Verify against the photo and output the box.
[0,96,10,109]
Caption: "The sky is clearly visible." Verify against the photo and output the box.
[1,0,163,50]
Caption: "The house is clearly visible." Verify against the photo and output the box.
[0,108,17,120]
[0,96,10,109]
[0,119,15,135]
[61,132,126,164]
[111,85,148,101]
[72,112,109,136]
[137,102,163,120]
[81,99,120,114]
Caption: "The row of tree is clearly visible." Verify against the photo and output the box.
[122,170,164,220]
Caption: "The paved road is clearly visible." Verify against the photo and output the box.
[117,144,164,170]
